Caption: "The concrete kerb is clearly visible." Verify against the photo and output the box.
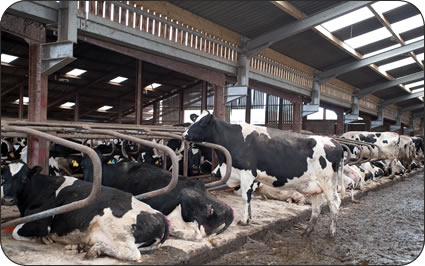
[180,167,424,265]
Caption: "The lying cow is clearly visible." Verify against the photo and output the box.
[81,150,233,240]
[1,161,169,261]
[183,111,344,237]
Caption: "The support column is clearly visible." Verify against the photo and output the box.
[278,98,283,130]
[74,93,79,121]
[245,88,252,123]
[27,42,49,174]
[213,84,225,120]
[265,93,269,126]
[153,103,158,124]
[117,97,123,123]
[179,91,184,123]
[135,60,143,125]
[18,84,24,120]
[292,96,302,133]
[336,108,344,135]
[201,81,208,112]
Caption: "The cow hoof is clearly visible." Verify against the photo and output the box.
[237,220,250,226]
[84,244,102,259]
[41,236,54,245]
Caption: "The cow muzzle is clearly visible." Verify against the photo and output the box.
[1,196,16,206]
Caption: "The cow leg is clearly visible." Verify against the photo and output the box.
[322,184,341,237]
[303,194,324,236]
[238,175,258,226]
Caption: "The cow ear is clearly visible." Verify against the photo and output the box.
[28,166,43,177]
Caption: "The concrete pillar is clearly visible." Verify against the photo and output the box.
[18,84,24,120]
[27,42,49,174]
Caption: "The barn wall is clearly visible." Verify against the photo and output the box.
[303,120,337,135]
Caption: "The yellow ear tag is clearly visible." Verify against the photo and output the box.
[9,152,15,158]
[155,160,159,165]
[72,160,79,167]
[107,159,113,164]
[131,156,136,162]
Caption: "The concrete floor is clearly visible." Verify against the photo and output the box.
[1,169,422,265]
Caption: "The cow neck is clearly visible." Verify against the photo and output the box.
[18,175,58,215]
[211,119,245,162]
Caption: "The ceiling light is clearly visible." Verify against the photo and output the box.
[66,68,86,77]
[110,76,128,84]
[144,83,162,91]
[1,54,18,63]
[13,97,29,105]
[97,105,113,112]
[59,102,75,109]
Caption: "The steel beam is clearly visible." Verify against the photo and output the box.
[245,1,372,54]
[292,97,302,133]
[355,72,424,98]
[380,91,424,107]
[245,88,252,123]
[6,1,58,25]
[371,106,384,128]
[201,81,208,112]
[1,13,46,43]
[57,1,78,43]
[390,111,401,131]
[41,41,76,75]
[401,104,424,113]
[318,40,424,81]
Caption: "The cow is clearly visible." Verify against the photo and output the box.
[340,131,400,178]
[398,135,416,172]
[183,111,344,237]
[359,162,385,179]
[80,150,234,240]
[411,136,424,165]
[1,161,169,261]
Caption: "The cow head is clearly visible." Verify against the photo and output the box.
[1,161,41,206]
[183,111,215,142]
[179,180,233,236]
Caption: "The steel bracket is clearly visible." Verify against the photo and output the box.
[41,41,76,75]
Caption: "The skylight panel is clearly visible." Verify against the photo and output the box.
[66,68,86,77]
[405,36,424,44]
[60,102,75,109]
[13,97,29,105]
[144,83,162,91]
[110,76,128,84]
[363,44,401,58]
[371,1,407,14]
[97,105,113,112]
[379,57,415,72]
[321,7,373,32]
[1,54,18,63]
[405,81,424,90]
[345,27,391,49]
[411,87,424,94]
[392,14,423,35]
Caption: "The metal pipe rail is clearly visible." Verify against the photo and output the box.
[1,125,102,229]
[82,126,179,200]
[333,137,382,165]
[139,131,233,188]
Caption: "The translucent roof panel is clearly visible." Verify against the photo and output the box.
[379,53,424,72]
[321,7,374,32]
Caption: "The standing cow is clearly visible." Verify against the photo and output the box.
[183,111,344,237]
[1,161,169,261]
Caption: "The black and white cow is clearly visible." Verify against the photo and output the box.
[412,136,424,165]
[81,150,234,240]
[1,161,169,261]
[183,111,344,237]
[398,135,416,172]
[340,131,400,178]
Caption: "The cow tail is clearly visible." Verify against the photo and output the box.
[339,154,345,199]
